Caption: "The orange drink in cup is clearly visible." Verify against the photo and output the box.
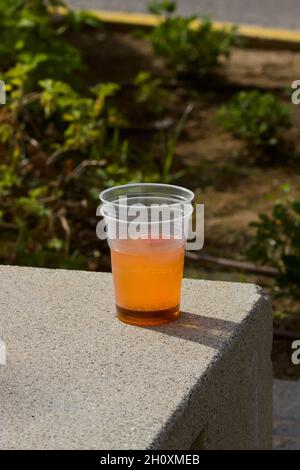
[100,184,194,326]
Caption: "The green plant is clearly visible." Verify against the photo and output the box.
[39,79,125,157]
[246,186,300,297]
[0,0,89,93]
[218,91,291,151]
[133,71,169,116]
[0,1,183,270]
[148,1,237,78]
[161,102,193,182]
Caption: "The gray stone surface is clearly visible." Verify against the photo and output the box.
[67,0,300,31]
[0,265,272,449]
[273,379,300,450]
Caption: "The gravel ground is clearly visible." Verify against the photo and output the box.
[273,379,300,450]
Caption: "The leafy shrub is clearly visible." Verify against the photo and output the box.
[133,71,169,116]
[0,0,180,270]
[218,91,291,150]
[148,1,237,78]
[246,187,300,297]
[0,0,88,92]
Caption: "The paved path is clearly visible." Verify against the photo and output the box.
[273,379,300,450]
[67,1,300,31]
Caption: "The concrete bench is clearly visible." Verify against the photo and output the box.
[0,265,272,449]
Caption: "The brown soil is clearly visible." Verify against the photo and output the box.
[69,28,300,88]
[177,96,300,252]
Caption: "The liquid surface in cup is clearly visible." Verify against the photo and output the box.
[111,238,184,326]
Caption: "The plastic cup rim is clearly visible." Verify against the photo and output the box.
[99,183,195,208]
[100,203,193,225]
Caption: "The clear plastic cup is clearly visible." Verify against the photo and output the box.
[100,183,194,326]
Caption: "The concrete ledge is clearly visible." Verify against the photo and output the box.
[0,265,272,449]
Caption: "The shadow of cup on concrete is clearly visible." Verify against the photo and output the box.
[144,311,237,349]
